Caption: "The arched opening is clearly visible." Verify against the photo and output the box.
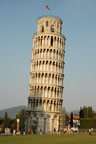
[50,25,54,32]
[51,36,53,46]
[41,36,43,46]
[46,21,48,27]
[41,25,44,32]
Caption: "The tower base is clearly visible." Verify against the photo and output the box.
[25,110,65,134]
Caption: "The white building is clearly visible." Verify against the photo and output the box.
[25,16,66,134]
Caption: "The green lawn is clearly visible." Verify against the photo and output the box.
[0,134,96,144]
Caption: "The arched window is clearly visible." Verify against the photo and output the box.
[51,36,53,46]
[50,25,54,32]
[41,25,44,32]
[46,21,48,27]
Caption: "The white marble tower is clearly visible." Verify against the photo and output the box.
[26,16,66,134]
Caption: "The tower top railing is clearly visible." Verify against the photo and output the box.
[32,32,66,40]
[37,15,63,24]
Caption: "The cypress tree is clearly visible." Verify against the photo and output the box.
[4,112,9,128]
[70,112,73,127]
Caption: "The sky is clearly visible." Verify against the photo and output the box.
[0,0,96,111]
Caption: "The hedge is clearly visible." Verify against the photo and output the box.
[80,118,96,129]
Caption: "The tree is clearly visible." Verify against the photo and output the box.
[79,106,96,129]
[16,109,26,133]
[70,112,73,127]
[65,114,69,126]
[79,107,84,118]
[87,107,94,118]
[8,118,16,130]
[4,112,9,128]
[20,109,26,132]
[79,106,94,118]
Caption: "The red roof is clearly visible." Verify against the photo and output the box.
[68,114,80,120]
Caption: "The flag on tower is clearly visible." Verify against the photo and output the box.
[46,5,50,10]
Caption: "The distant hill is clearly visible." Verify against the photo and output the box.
[0,106,80,118]
[0,105,27,118]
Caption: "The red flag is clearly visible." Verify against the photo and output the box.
[46,5,50,10]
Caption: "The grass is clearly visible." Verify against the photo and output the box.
[0,134,96,144]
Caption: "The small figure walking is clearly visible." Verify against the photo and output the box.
[13,129,16,136]
[89,129,92,135]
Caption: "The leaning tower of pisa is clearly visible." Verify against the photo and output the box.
[26,16,66,134]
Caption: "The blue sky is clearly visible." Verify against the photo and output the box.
[0,0,96,111]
